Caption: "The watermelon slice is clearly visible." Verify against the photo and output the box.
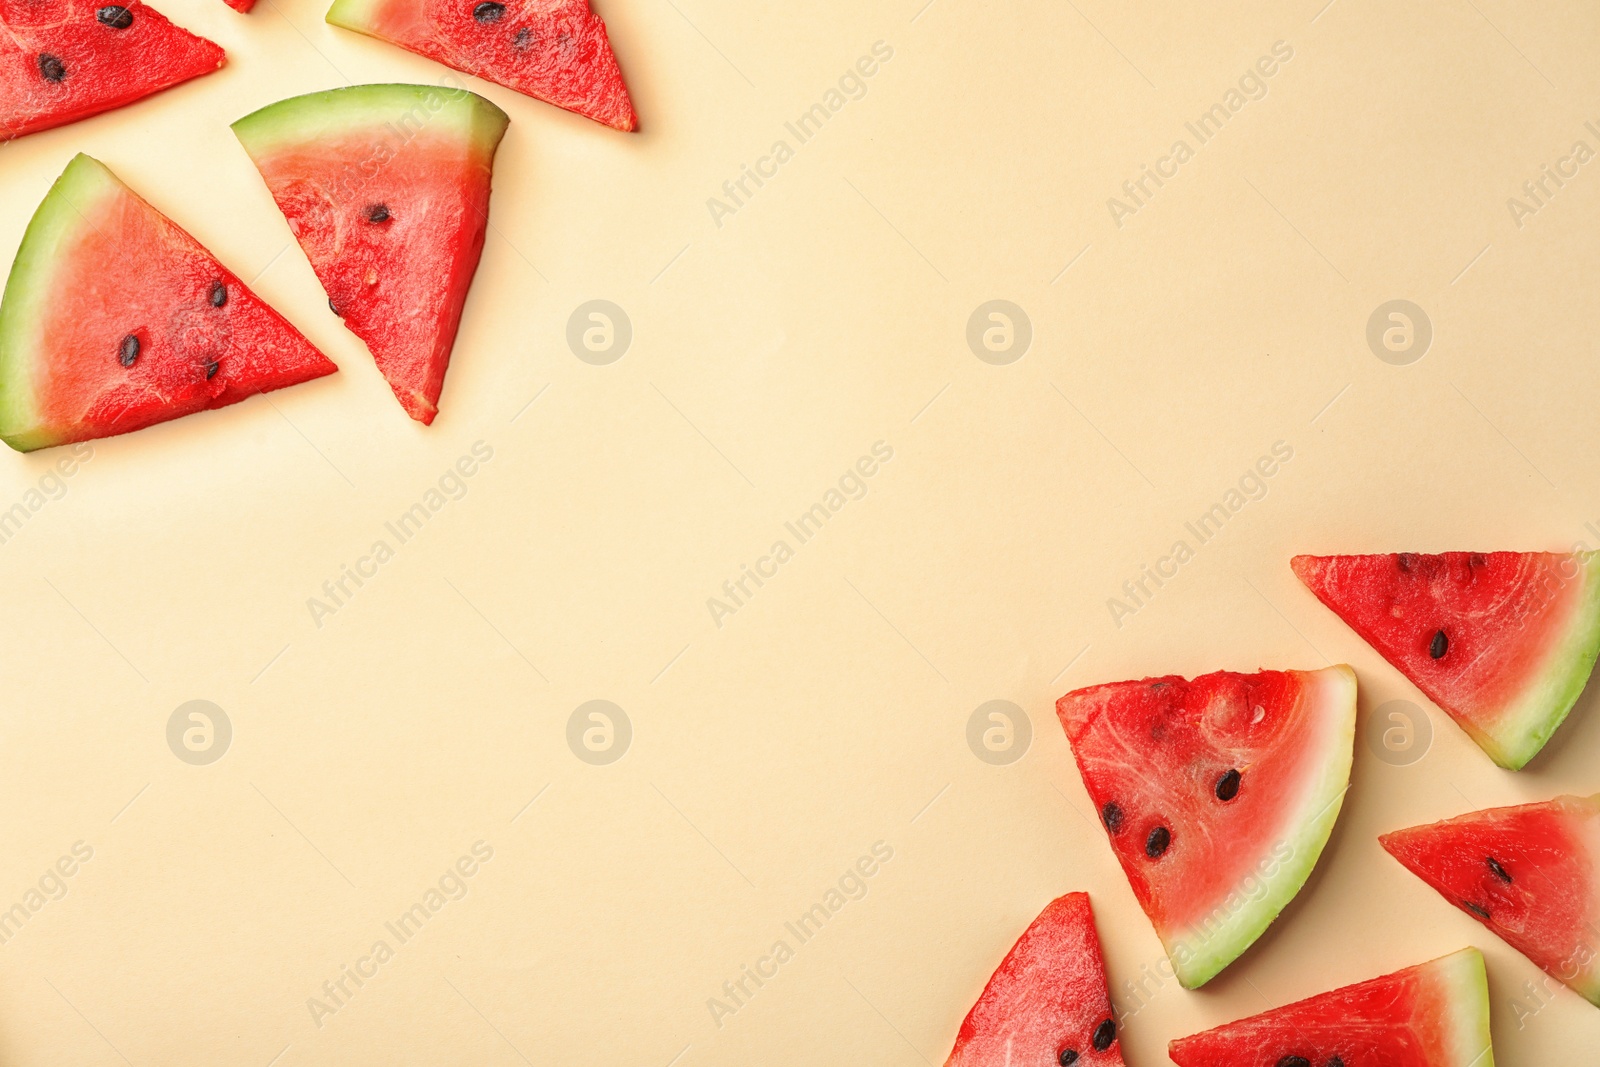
[0,155,337,451]
[1168,948,1495,1067]
[1382,794,1600,1007]
[323,0,637,132]
[1,0,225,141]
[1291,552,1600,769]
[222,0,255,11]
[946,893,1123,1067]
[232,84,509,426]
[1056,665,1357,989]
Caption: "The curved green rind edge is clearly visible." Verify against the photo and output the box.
[324,0,383,33]
[232,83,509,161]
[0,154,124,453]
[1165,664,1358,989]
[1439,948,1496,1067]
[1479,552,1600,770]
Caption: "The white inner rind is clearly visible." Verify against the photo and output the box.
[1434,948,1496,1067]
[1164,664,1357,988]
[1485,553,1600,770]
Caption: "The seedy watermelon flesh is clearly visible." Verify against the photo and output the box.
[1168,948,1496,1067]
[945,893,1123,1067]
[1057,666,1356,989]
[0,0,224,141]
[325,0,637,131]
[233,84,509,426]
[0,155,337,452]
[1382,794,1600,1007]
[1292,552,1600,769]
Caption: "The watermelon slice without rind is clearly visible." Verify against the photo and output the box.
[324,0,637,132]
[0,155,337,451]
[1168,948,1495,1067]
[233,84,509,426]
[1057,666,1356,989]
[1,0,224,140]
[945,893,1123,1067]
[1382,794,1600,1008]
[1292,552,1600,769]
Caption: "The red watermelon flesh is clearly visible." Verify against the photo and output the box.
[0,0,224,141]
[1381,794,1600,1007]
[1168,948,1495,1067]
[0,155,337,451]
[324,0,637,132]
[1292,552,1600,769]
[1057,666,1356,989]
[223,0,256,11]
[946,893,1123,1067]
[233,84,509,425]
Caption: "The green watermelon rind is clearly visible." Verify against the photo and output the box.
[1481,552,1600,770]
[1164,665,1358,990]
[1437,947,1497,1067]
[0,155,123,453]
[324,0,385,34]
[231,82,509,159]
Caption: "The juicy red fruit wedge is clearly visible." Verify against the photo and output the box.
[946,893,1123,1066]
[0,0,224,141]
[325,0,638,131]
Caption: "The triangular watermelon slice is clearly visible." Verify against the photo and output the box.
[0,155,337,451]
[232,84,509,426]
[1382,794,1600,1008]
[1,0,224,141]
[1292,552,1600,769]
[324,0,637,131]
[1168,948,1496,1067]
[945,893,1123,1067]
[1056,666,1357,989]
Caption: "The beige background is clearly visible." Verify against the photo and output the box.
[1,0,1598,1062]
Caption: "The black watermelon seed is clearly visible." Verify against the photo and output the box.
[513,25,531,49]
[96,5,134,28]
[1101,803,1123,834]
[1091,1019,1115,1051]
[1276,1058,1310,1067]
[1215,769,1242,802]
[38,54,66,82]
[1327,1058,1346,1067]
[118,334,139,367]
[1466,902,1491,920]
[1488,857,1512,884]
[329,298,339,315]
[1429,629,1449,659]
[473,1,505,23]
[1145,826,1171,859]
[364,203,391,224]
[1057,1051,1078,1066]
[205,361,219,380]
[209,280,227,308]
[1397,552,1417,573]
